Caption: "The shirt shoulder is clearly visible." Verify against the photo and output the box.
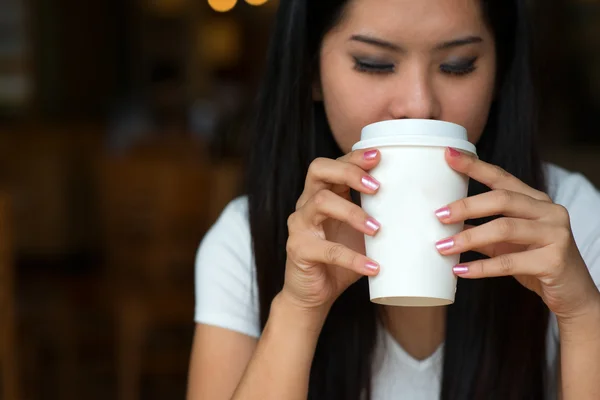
[194,196,260,338]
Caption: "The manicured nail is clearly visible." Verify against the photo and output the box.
[448,147,461,157]
[364,149,378,160]
[453,265,469,275]
[361,175,380,191]
[365,261,380,272]
[435,238,455,251]
[435,206,451,219]
[365,217,381,232]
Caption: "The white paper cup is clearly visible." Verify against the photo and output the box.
[352,119,477,307]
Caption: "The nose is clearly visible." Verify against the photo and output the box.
[387,64,441,120]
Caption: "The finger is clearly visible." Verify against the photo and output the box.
[299,189,381,235]
[461,223,525,258]
[445,148,550,201]
[435,217,547,256]
[286,234,379,276]
[435,189,553,224]
[297,154,380,209]
[472,242,526,259]
[337,147,381,169]
[451,248,546,278]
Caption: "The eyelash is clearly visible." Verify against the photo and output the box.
[353,57,394,74]
[352,57,478,76]
[439,57,478,76]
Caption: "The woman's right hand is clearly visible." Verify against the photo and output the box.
[281,148,382,312]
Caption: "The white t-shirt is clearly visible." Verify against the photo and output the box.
[194,164,600,399]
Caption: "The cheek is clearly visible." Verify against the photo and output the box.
[320,59,388,153]
[440,68,496,144]
[442,86,493,144]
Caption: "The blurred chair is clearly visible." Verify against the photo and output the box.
[97,143,241,400]
[0,194,19,400]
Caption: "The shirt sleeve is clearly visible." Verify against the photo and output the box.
[194,197,261,338]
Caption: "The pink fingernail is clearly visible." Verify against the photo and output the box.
[365,261,379,272]
[435,206,451,219]
[365,218,381,232]
[453,265,469,275]
[435,238,454,251]
[361,175,380,191]
[448,147,461,157]
[364,150,378,160]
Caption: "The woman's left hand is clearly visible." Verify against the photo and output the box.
[435,147,600,320]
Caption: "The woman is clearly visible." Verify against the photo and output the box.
[188,0,600,398]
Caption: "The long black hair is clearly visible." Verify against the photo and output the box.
[245,1,549,399]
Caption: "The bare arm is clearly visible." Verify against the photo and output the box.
[187,293,327,400]
[187,324,257,400]
[232,293,327,400]
[558,293,600,400]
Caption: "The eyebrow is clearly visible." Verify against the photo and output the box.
[349,34,402,51]
[349,34,483,52]
[436,36,483,50]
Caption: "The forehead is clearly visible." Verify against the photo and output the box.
[334,0,489,41]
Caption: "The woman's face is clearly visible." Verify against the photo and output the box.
[318,0,497,153]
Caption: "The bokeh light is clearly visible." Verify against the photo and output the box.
[245,0,268,5]
[208,0,237,12]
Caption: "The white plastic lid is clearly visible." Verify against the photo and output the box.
[352,119,477,155]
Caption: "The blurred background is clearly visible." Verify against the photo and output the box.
[0,0,599,399]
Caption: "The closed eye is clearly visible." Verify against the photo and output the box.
[440,57,478,76]
[353,57,395,74]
